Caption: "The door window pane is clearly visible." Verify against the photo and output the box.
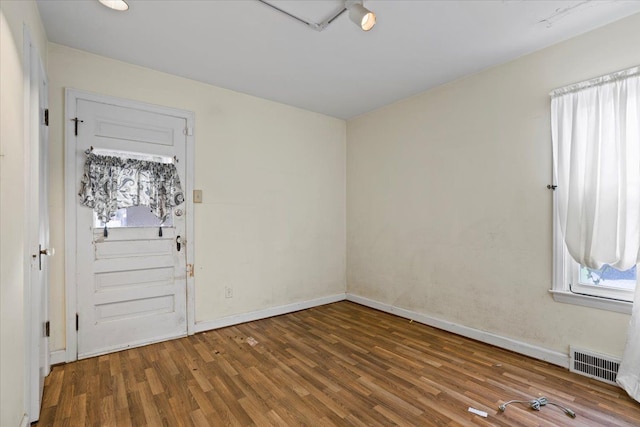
[93,205,173,228]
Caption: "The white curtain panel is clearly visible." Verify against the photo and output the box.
[618,275,640,402]
[551,67,640,271]
[551,66,640,402]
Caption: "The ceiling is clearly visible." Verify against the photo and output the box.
[36,1,640,119]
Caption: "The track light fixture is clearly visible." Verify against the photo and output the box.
[257,0,376,32]
[346,1,376,31]
[98,0,129,11]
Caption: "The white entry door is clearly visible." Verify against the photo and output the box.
[73,96,190,359]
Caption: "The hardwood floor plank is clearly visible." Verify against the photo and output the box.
[144,367,164,395]
[186,384,216,417]
[168,394,196,427]
[237,396,273,425]
[189,408,212,427]
[42,367,64,408]
[161,394,189,427]
[207,374,253,426]
[114,405,133,427]
[136,381,164,426]
[37,302,640,426]
[70,393,87,427]
[99,395,116,427]
[124,390,146,426]
[52,380,74,424]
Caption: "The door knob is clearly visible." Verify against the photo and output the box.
[40,247,55,257]
[38,245,54,271]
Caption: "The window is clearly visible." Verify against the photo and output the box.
[552,206,636,314]
[549,66,639,314]
[80,149,184,230]
[576,264,637,298]
[93,206,174,228]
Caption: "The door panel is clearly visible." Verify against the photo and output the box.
[95,239,175,259]
[95,267,174,290]
[95,118,176,146]
[75,99,187,359]
[81,100,182,157]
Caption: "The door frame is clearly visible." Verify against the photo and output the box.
[23,25,49,422]
[64,89,196,362]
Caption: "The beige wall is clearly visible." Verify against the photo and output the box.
[0,2,48,426]
[46,44,346,351]
[6,7,638,414]
[347,13,640,358]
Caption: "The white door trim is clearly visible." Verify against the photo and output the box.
[64,89,196,362]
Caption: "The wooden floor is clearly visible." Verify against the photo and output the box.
[37,301,640,426]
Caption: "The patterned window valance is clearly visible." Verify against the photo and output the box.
[79,153,185,224]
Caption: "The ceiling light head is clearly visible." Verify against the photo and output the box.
[346,1,376,31]
[98,0,129,11]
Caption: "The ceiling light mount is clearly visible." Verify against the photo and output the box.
[257,0,376,32]
[98,0,129,12]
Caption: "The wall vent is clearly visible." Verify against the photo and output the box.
[569,346,620,386]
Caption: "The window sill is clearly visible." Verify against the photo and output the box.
[549,290,632,315]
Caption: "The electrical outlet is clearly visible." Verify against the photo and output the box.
[225,286,233,298]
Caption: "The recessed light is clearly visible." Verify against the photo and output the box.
[98,0,129,11]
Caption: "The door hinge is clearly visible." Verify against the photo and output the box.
[44,109,49,126]
[45,321,50,337]
[76,313,79,331]
[71,117,84,136]
[187,263,194,278]
[184,127,193,136]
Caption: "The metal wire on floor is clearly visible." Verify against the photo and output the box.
[498,397,576,418]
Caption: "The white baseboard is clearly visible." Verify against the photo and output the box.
[346,293,569,368]
[49,292,569,370]
[49,349,66,365]
[193,293,346,333]
[20,414,29,427]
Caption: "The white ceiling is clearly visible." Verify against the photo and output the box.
[36,0,640,119]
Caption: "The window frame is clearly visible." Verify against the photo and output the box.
[550,189,634,315]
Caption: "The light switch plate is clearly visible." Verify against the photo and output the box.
[193,189,203,203]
